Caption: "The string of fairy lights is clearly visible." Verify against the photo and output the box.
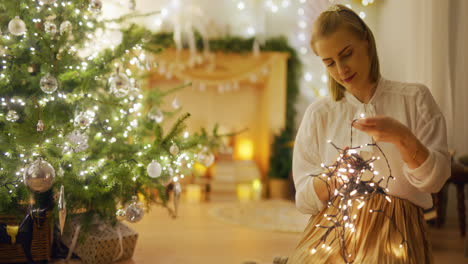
[0,89,195,185]
[307,118,406,263]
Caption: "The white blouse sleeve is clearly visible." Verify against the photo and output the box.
[403,85,451,193]
[293,105,325,215]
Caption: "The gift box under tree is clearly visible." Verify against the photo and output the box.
[61,216,138,264]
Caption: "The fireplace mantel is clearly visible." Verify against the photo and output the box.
[148,49,289,179]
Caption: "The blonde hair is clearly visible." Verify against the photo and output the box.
[311,4,380,101]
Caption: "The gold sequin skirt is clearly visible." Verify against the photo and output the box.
[288,193,433,264]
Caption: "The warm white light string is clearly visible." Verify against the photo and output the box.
[306,117,406,263]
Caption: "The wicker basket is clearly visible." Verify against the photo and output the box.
[0,212,53,263]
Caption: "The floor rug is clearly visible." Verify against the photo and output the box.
[208,199,311,233]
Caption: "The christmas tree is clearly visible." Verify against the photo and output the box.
[0,0,215,232]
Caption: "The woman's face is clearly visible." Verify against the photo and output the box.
[314,27,371,92]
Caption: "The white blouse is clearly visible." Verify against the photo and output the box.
[293,77,450,216]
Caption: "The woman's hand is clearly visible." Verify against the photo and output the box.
[352,116,429,169]
[352,116,410,145]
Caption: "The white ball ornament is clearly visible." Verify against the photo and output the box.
[147,160,162,178]
[8,16,27,36]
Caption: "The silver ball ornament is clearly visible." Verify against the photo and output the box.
[74,110,95,129]
[6,110,19,122]
[44,21,57,36]
[198,149,215,167]
[125,197,144,223]
[109,72,131,98]
[23,158,55,193]
[40,73,58,94]
[147,160,162,178]
[8,16,26,36]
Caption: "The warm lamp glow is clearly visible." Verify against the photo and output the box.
[236,138,254,160]
[252,179,261,189]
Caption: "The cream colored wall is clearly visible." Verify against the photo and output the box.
[154,80,262,138]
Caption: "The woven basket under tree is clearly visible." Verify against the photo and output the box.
[0,189,54,264]
[0,211,53,263]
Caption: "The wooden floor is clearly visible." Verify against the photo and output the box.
[118,202,299,264]
[112,194,467,264]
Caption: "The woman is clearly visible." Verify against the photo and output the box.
[289,4,449,264]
